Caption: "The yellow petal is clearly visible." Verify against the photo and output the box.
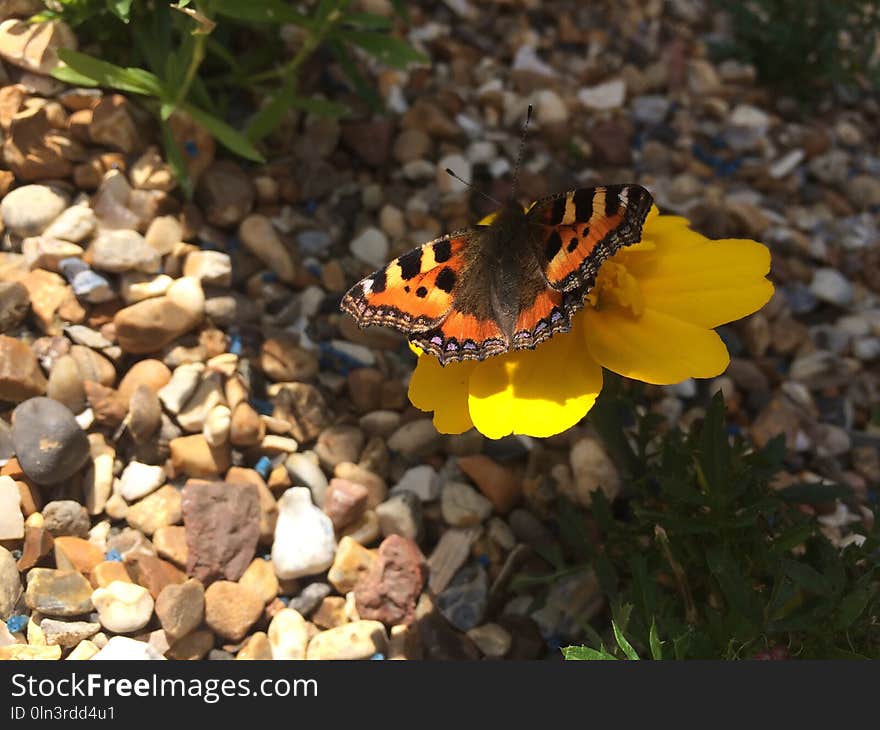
[622,238,773,329]
[408,355,477,434]
[468,323,603,439]
[582,306,730,384]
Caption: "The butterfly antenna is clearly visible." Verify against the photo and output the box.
[509,103,533,202]
[445,168,502,207]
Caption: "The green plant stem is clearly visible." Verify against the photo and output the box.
[655,525,698,625]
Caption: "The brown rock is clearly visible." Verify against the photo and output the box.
[25,567,93,617]
[225,467,278,544]
[89,94,144,154]
[155,578,205,640]
[589,119,634,166]
[273,383,330,443]
[19,268,85,334]
[90,560,132,588]
[181,480,260,584]
[229,402,265,447]
[83,380,127,426]
[196,160,254,227]
[341,118,394,166]
[327,535,376,594]
[260,335,319,382]
[236,631,272,660]
[238,557,279,605]
[323,478,369,531]
[0,335,47,401]
[128,384,162,443]
[167,628,214,660]
[0,280,29,333]
[17,524,53,570]
[346,368,384,412]
[153,525,188,567]
[126,553,186,599]
[53,536,103,575]
[114,296,201,354]
[169,434,231,479]
[312,596,347,629]
[46,353,85,412]
[457,455,521,514]
[117,359,172,401]
[126,484,182,536]
[69,344,115,387]
[334,462,387,508]
[204,580,263,642]
[0,18,76,75]
[354,534,427,627]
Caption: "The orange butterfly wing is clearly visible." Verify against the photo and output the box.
[340,232,471,333]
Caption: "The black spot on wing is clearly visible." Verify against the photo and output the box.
[433,239,452,263]
[545,231,563,261]
[604,186,621,217]
[435,267,456,293]
[566,236,579,253]
[397,248,422,280]
[371,270,386,293]
[416,286,428,298]
[574,188,593,222]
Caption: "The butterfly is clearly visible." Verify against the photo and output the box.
[341,182,653,366]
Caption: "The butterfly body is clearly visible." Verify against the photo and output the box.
[342,184,653,365]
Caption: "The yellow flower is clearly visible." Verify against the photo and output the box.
[408,206,774,439]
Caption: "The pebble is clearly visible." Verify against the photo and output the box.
[327,536,376,594]
[0,645,62,660]
[457,454,520,514]
[436,563,488,631]
[40,618,101,647]
[53,536,103,573]
[350,226,390,269]
[155,579,205,640]
[376,492,423,541]
[387,419,440,458]
[169,434,230,479]
[92,635,166,660]
[284,452,329,505]
[288,582,331,617]
[238,214,296,284]
[90,229,161,273]
[427,526,479,594]
[125,484,182,536]
[466,622,511,659]
[119,461,166,502]
[0,546,21,618]
[1,184,68,236]
[181,480,260,583]
[114,277,204,353]
[0,476,24,540]
[41,499,90,537]
[441,481,493,527]
[203,580,263,642]
[810,268,854,308]
[334,462,387,508]
[272,487,337,579]
[530,569,602,641]
[355,534,426,626]
[239,558,279,605]
[306,620,388,660]
[128,384,162,444]
[236,631,272,660]
[91,580,154,633]
[43,204,96,243]
[315,425,365,470]
[153,525,188,567]
[159,363,203,413]
[390,465,440,502]
[0,281,29,333]
[577,78,626,110]
[0,336,47,401]
[323,478,369,530]
[183,250,232,287]
[566,437,621,506]
[25,568,93,617]
[260,335,319,382]
[46,353,85,412]
[267,607,309,659]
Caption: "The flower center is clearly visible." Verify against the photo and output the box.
[586,260,644,318]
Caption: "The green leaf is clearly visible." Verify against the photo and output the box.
[588,394,641,477]
[698,391,730,498]
[54,49,163,96]
[612,620,640,660]
[183,104,265,162]
[337,30,428,69]
[212,0,311,26]
[246,78,296,142]
[777,482,852,504]
[159,101,176,121]
[328,38,382,112]
[343,11,392,30]
[706,546,762,625]
[649,620,663,660]
[562,645,617,661]
[390,0,410,22]
[106,0,132,22]
[159,118,191,199]
[287,96,348,117]
[832,579,874,630]
[781,558,832,596]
